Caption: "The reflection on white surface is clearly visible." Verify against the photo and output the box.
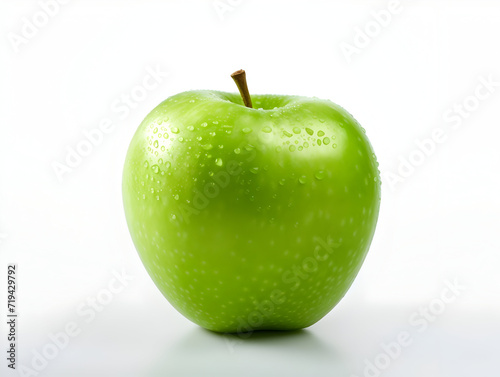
[147,328,348,377]
[15,300,499,377]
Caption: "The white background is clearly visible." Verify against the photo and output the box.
[1,1,499,376]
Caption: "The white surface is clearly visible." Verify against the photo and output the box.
[1,1,499,376]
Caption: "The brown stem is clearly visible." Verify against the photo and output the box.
[231,69,253,108]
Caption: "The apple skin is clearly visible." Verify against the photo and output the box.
[123,90,381,333]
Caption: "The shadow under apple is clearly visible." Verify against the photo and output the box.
[147,326,350,377]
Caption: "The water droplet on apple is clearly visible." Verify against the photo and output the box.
[283,130,293,137]
[201,122,208,128]
[275,146,282,152]
[165,161,171,169]
[143,161,149,168]
[298,146,303,151]
[315,171,326,180]
[215,158,223,166]
[242,128,252,134]
[323,137,330,145]
[187,125,194,131]
[202,144,213,150]
[244,144,255,151]
[299,175,307,184]
[293,127,301,134]
[317,130,325,137]
[319,119,325,123]
[153,140,159,148]
[303,142,309,148]
[262,126,272,133]
[161,146,165,151]
[153,127,158,134]
[306,128,314,135]
[234,148,241,154]
[250,167,259,174]
[317,139,322,146]
[289,145,296,152]
[279,178,286,186]
[213,121,219,125]
[174,194,179,200]
[332,143,337,148]
[171,127,180,134]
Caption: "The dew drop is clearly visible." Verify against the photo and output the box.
[153,140,159,148]
[275,146,282,152]
[332,143,337,148]
[215,158,223,167]
[323,137,330,145]
[250,167,259,174]
[187,125,195,131]
[163,133,169,139]
[315,171,326,180]
[262,126,272,133]
[171,127,180,134]
[317,130,325,137]
[242,127,252,134]
[234,148,241,154]
[174,194,179,200]
[152,165,159,174]
[202,144,213,150]
[279,178,286,186]
[305,128,314,135]
[299,175,307,184]
[143,161,149,168]
[201,122,208,128]
[289,145,296,152]
[153,127,158,134]
[293,127,301,134]
[283,130,293,137]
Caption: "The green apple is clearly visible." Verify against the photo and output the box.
[122,71,381,333]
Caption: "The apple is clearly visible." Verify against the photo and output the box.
[122,70,381,333]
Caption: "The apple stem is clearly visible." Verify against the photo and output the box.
[231,70,253,109]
